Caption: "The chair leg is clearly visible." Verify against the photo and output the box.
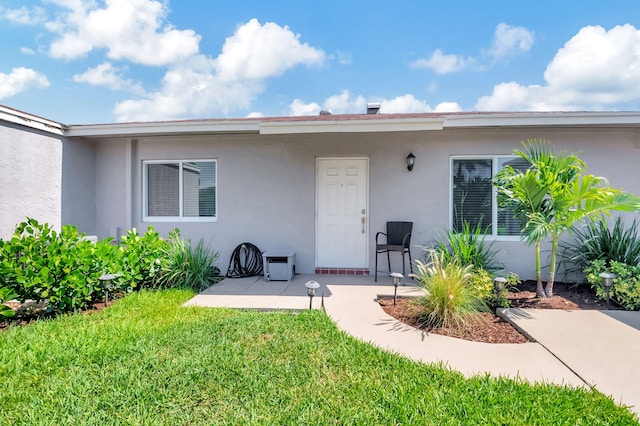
[408,249,413,274]
[374,251,378,282]
[401,253,406,285]
[387,252,391,276]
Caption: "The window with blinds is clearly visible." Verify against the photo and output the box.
[451,156,527,238]
[143,160,216,221]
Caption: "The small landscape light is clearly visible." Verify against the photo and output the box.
[305,280,320,310]
[494,276,507,307]
[390,272,403,305]
[599,272,616,310]
[99,273,117,307]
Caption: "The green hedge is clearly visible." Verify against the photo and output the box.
[0,219,219,315]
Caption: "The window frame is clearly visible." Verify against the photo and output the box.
[142,159,217,223]
[449,155,522,241]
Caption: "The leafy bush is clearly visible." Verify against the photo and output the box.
[0,286,17,318]
[113,227,169,291]
[585,259,640,310]
[410,250,488,328]
[0,218,112,313]
[431,221,501,272]
[561,216,640,274]
[155,231,220,292]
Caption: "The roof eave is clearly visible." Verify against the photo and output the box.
[0,105,66,136]
[66,119,261,138]
[443,111,640,128]
[259,117,445,134]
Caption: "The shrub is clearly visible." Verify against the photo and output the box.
[585,259,640,310]
[0,218,110,313]
[431,221,501,272]
[155,231,220,292]
[410,250,488,329]
[561,216,640,275]
[114,227,169,291]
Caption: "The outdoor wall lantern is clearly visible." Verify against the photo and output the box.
[305,280,320,310]
[99,273,117,307]
[493,276,507,307]
[406,152,416,171]
[390,272,403,305]
[599,272,616,309]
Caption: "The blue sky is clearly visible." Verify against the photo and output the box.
[2,1,640,124]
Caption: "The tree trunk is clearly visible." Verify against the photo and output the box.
[535,242,545,298]
[545,235,559,297]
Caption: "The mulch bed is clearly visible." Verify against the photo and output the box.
[378,280,617,344]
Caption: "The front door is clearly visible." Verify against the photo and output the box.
[316,158,368,268]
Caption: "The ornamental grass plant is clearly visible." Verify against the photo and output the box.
[432,221,501,272]
[411,250,488,329]
[561,216,640,271]
[155,231,220,292]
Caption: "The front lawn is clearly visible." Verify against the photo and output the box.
[0,290,636,425]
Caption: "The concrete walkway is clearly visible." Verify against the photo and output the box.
[185,274,640,416]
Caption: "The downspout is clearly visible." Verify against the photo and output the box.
[125,138,135,231]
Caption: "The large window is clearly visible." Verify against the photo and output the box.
[143,160,217,221]
[451,156,529,238]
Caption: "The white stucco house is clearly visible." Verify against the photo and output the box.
[2,103,640,280]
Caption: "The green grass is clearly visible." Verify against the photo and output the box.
[0,290,637,425]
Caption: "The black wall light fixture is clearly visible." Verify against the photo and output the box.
[406,152,416,171]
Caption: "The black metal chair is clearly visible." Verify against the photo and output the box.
[375,221,413,282]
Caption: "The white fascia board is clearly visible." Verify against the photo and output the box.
[66,120,260,138]
[443,112,640,128]
[0,105,66,136]
[260,117,444,134]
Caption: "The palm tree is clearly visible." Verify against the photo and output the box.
[494,154,551,297]
[494,140,640,297]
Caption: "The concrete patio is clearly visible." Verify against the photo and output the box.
[184,274,640,416]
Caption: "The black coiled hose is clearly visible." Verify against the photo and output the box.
[226,242,264,278]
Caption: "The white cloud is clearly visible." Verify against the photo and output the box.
[289,90,365,116]
[488,23,534,60]
[0,67,49,99]
[290,92,462,115]
[115,19,325,121]
[434,102,463,112]
[476,24,640,111]
[324,90,366,114]
[215,18,324,81]
[380,94,431,113]
[289,98,322,116]
[0,6,46,25]
[412,22,533,76]
[73,62,144,95]
[46,0,200,66]
[411,49,475,74]
[20,47,36,55]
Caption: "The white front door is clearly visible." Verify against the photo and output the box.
[316,158,368,268]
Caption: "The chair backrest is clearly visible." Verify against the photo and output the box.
[386,221,413,246]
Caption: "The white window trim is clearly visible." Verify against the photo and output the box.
[142,159,217,223]
[449,155,522,241]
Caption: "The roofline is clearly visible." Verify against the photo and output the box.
[0,105,66,136]
[39,110,640,139]
[259,116,445,134]
[66,119,261,137]
[443,111,640,128]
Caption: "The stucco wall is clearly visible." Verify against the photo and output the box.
[90,127,640,281]
[0,122,63,240]
[62,137,96,235]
